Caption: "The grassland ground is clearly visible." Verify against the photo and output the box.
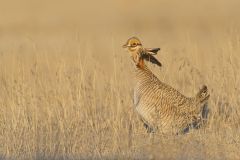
[0,0,240,159]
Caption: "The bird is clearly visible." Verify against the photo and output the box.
[123,37,210,134]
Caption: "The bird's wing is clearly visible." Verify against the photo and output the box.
[145,48,160,55]
[142,54,162,67]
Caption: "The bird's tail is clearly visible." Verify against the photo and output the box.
[196,85,210,104]
[187,85,210,131]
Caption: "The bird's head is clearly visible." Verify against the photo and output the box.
[123,37,162,68]
[122,37,142,52]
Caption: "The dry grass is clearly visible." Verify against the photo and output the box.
[0,0,240,159]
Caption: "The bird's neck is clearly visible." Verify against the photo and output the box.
[134,60,156,82]
[136,58,145,69]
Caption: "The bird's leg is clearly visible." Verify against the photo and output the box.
[128,122,133,150]
[144,123,153,133]
[149,131,155,144]
[148,130,155,160]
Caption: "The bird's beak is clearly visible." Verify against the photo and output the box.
[122,44,128,48]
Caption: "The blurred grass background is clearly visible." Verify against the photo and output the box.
[0,0,240,159]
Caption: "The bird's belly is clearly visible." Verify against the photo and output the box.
[135,101,189,134]
[135,101,155,126]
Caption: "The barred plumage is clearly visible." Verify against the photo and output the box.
[123,37,210,134]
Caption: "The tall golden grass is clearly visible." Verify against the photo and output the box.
[0,0,240,159]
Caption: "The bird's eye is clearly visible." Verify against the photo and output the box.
[132,43,137,46]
